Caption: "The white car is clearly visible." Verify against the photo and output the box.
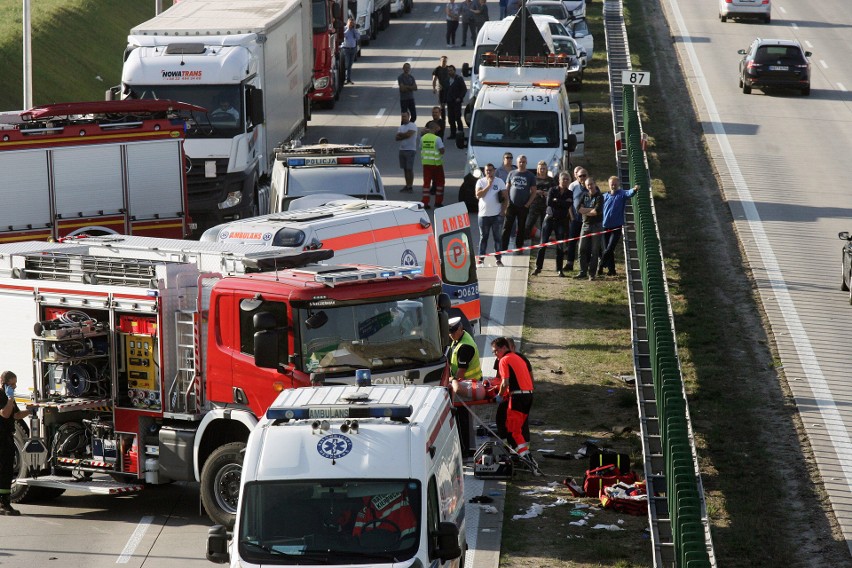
[551,34,585,88]
[719,0,771,24]
[567,17,594,62]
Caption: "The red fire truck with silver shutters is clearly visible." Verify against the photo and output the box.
[2,235,451,527]
[0,100,200,242]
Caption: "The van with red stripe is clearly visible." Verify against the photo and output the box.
[207,384,466,567]
[201,200,481,331]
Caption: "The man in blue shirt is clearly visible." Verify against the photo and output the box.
[341,18,360,85]
[600,176,639,276]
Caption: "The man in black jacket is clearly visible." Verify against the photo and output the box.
[445,65,468,139]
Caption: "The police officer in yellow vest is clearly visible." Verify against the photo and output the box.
[420,120,446,210]
[448,316,480,456]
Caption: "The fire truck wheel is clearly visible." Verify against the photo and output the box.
[201,441,245,528]
[11,422,65,503]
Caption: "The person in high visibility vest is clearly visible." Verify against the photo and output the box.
[420,120,445,209]
[448,317,483,456]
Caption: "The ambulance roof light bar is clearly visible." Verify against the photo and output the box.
[313,266,423,286]
[267,404,413,421]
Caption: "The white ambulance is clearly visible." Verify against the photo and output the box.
[201,200,481,331]
[206,384,466,567]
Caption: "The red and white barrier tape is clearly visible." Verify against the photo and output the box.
[476,227,620,259]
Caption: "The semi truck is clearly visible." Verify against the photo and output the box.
[0,100,199,242]
[349,0,392,45]
[2,235,452,527]
[310,0,345,108]
[117,0,313,235]
[206,384,465,566]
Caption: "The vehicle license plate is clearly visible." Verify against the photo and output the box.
[769,66,788,71]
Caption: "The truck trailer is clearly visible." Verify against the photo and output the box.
[0,100,199,242]
[2,235,451,527]
[118,0,313,234]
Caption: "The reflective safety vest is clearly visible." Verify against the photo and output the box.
[450,331,482,380]
[353,492,417,540]
[421,133,443,166]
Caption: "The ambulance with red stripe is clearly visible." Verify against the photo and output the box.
[201,200,482,331]
[207,384,466,567]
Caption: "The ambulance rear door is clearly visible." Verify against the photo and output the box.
[433,203,480,331]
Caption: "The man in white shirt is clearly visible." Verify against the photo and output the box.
[475,163,506,266]
[395,110,419,193]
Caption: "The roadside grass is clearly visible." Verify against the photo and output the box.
[0,0,163,109]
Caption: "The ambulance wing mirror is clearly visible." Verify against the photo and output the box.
[430,522,462,561]
[438,294,451,348]
[563,133,577,152]
[462,62,471,77]
[253,312,282,369]
[206,525,230,564]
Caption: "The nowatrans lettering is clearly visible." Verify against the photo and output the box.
[161,69,203,80]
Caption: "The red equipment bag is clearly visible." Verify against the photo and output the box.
[600,481,648,516]
[582,463,638,499]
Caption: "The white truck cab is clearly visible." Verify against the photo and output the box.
[206,384,465,567]
[269,144,387,212]
[458,58,584,178]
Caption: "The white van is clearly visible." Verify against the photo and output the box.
[206,384,466,567]
[463,17,555,100]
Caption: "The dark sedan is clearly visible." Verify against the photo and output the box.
[738,38,811,96]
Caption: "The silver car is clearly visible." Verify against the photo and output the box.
[719,0,771,24]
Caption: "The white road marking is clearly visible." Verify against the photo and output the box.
[425,22,431,28]
[360,137,369,145]
[116,516,154,564]
[819,59,828,69]
[376,108,386,118]
[805,40,813,49]
[434,5,440,11]
[667,0,852,545]
[416,38,423,46]
[778,5,787,14]
[838,83,847,92]
[790,22,798,30]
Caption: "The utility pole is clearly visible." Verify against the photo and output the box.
[23,0,32,109]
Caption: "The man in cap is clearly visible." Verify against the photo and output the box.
[447,317,482,456]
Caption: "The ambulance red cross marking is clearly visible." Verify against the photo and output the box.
[445,237,467,269]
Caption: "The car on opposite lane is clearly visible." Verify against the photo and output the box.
[719,0,771,24]
[738,38,811,96]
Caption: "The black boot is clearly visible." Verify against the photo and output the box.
[0,494,20,516]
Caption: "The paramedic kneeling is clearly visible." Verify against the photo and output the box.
[491,337,536,467]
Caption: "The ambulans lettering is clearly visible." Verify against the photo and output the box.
[161,69,203,80]
[371,492,402,510]
[371,375,408,385]
[310,407,350,419]
[440,213,470,233]
[218,231,265,241]
[317,433,353,459]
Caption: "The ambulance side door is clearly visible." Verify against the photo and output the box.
[317,220,378,264]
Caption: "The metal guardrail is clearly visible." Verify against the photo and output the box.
[603,1,716,566]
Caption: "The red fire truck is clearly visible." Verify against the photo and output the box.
[2,235,450,527]
[0,100,201,242]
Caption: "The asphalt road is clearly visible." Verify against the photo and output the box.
[4,3,531,566]
[660,0,852,555]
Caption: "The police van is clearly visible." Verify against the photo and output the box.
[269,143,387,211]
[201,200,481,331]
[206,384,466,567]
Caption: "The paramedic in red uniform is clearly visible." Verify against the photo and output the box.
[491,337,538,471]
[352,489,417,542]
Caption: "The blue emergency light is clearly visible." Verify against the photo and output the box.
[267,404,413,421]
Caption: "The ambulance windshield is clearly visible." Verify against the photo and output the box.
[470,109,559,147]
[298,296,443,374]
[238,479,421,563]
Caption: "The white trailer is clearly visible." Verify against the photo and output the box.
[119,0,313,234]
[348,0,392,44]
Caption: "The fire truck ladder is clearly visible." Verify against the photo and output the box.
[604,0,715,566]
[172,310,200,417]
